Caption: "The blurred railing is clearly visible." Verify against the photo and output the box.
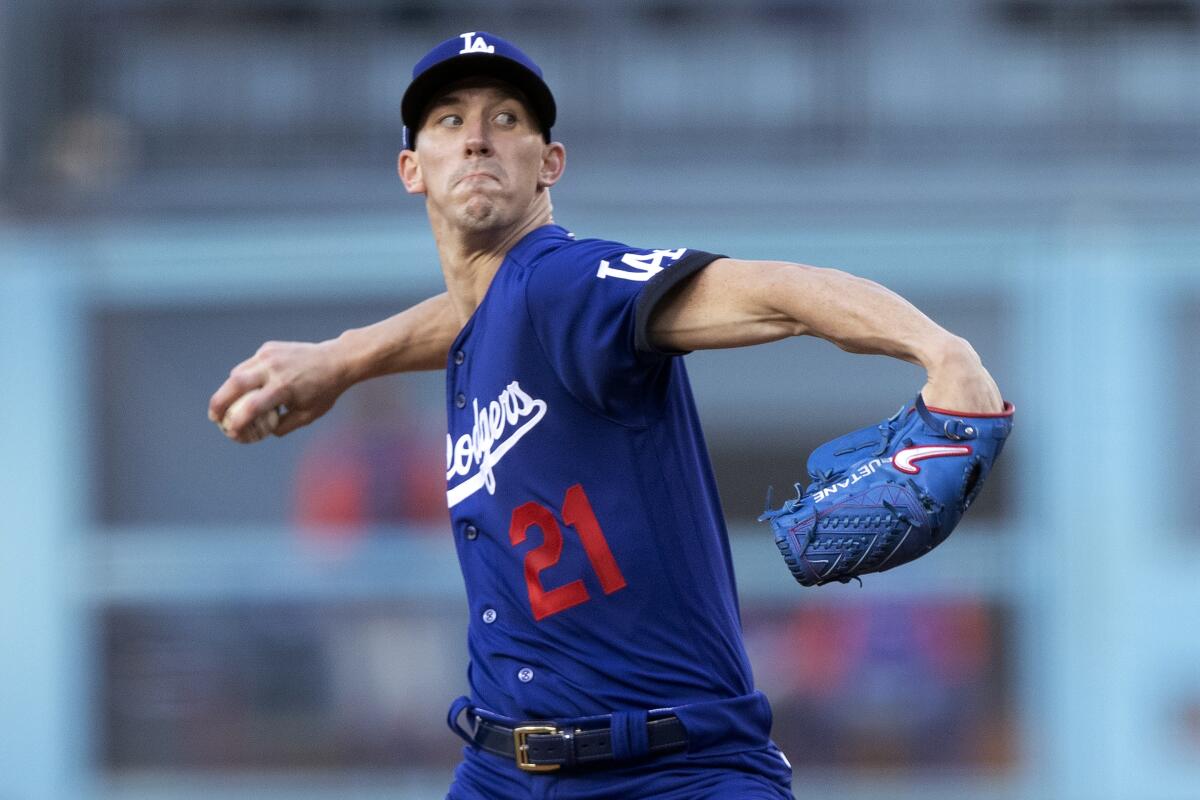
[4,0,1200,212]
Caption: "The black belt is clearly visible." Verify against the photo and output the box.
[472,714,689,772]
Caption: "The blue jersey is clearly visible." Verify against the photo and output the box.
[444,224,755,720]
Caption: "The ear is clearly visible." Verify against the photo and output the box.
[398,149,425,195]
[537,142,566,189]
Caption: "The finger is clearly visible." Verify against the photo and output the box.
[239,384,292,429]
[208,378,240,422]
[208,365,267,422]
[273,407,308,437]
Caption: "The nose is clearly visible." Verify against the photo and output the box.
[463,116,493,158]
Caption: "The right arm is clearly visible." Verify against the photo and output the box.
[209,292,459,441]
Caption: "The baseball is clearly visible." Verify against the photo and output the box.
[221,394,280,442]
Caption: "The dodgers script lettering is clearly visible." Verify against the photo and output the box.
[446,380,548,507]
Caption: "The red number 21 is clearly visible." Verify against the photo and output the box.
[508,484,628,621]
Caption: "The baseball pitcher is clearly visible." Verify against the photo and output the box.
[209,31,1012,799]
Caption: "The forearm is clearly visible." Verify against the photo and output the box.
[334,292,460,381]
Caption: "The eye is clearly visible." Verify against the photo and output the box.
[494,111,518,126]
[438,114,463,127]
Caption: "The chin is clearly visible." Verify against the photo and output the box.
[458,199,505,230]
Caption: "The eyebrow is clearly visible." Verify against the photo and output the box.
[424,95,464,116]
[426,86,528,116]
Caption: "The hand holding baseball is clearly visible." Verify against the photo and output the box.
[209,338,354,443]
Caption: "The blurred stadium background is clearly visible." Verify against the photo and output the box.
[1,0,1198,798]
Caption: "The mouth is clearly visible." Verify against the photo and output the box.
[457,171,500,186]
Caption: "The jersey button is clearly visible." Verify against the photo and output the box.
[464,524,478,540]
[517,667,534,683]
[481,608,497,624]
[455,392,466,409]
[454,350,465,366]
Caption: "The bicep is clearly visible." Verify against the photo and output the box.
[647,258,810,352]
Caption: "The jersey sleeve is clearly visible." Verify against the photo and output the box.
[524,242,722,422]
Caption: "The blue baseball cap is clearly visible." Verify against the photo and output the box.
[401,31,557,150]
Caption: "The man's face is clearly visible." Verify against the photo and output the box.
[399,79,564,233]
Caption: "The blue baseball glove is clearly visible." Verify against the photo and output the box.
[759,395,1014,587]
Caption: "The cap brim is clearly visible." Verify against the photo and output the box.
[401,55,556,145]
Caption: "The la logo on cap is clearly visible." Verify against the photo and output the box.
[459,32,495,54]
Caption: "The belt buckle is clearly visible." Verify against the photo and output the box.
[513,724,561,772]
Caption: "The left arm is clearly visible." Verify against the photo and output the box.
[647,258,1003,413]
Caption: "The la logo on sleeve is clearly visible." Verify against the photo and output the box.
[596,248,687,282]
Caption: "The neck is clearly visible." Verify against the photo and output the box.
[431,192,555,325]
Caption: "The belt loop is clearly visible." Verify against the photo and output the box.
[446,695,477,746]
[609,709,649,761]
